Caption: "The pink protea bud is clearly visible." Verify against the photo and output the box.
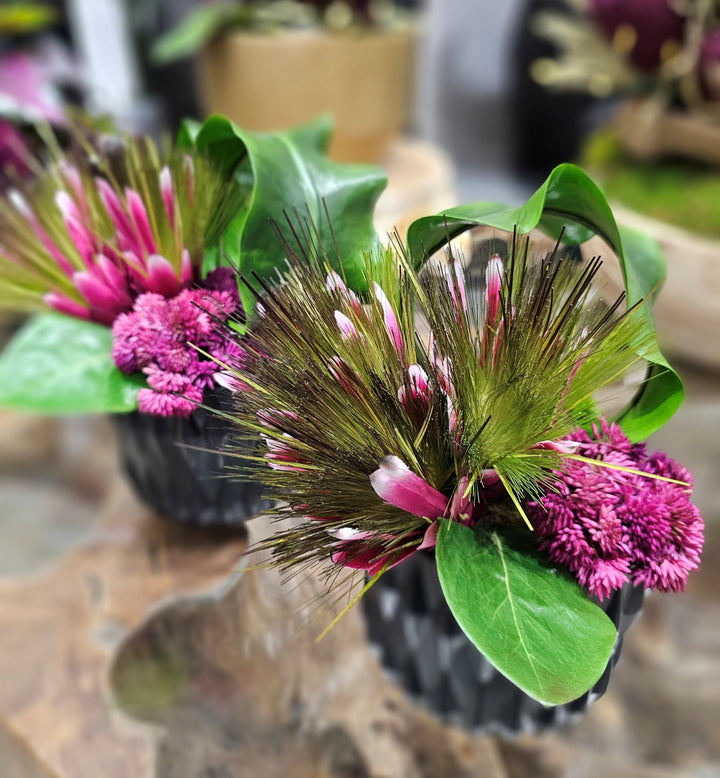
[73,270,127,324]
[183,154,195,208]
[334,310,358,340]
[369,455,449,518]
[145,254,182,297]
[398,363,431,424]
[159,166,175,228]
[257,408,299,434]
[94,253,125,291]
[326,270,362,314]
[328,355,364,397]
[43,291,90,320]
[96,179,136,246]
[444,257,467,314]
[59,162,87,214]
[264,436,306,472]
[372,282,404,355]
[180,249,193,285]
[125,187,158,256]
[214,370,248,393]
[55,191,95,267]
[485,254,503,327]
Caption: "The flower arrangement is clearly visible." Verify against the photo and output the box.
[0,114,387,416]
[0,131,246,416]
[220,165,702,705]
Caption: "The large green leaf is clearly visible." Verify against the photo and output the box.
[193,115,387,300]
[0,313,143,414]
[435,519,617,706]
[406,163,683,440]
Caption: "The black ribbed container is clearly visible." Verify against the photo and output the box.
[362,550,644,734]
[112,388,268,526]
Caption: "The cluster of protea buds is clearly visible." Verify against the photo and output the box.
[0,134,239,325]
[0,132,247,416]
[224,235,703,597]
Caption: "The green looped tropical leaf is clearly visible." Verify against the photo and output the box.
[191,114,387,304]
[406,163,683,441]
[435,519,617,706]
[0,313,142,414]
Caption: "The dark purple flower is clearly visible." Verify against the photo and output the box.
[589,0,686,71]
[528,419,704,599]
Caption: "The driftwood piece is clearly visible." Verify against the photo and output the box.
[0,479,506,778]
[615,99,720,167]
[0,482,250,778]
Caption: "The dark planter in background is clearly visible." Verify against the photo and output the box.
[362,549,644,734]
[112,388,268,526]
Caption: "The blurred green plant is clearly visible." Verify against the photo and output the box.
[582,129,720,239]
[149,0,409,64]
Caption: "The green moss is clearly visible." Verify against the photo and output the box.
[581,129,720,238]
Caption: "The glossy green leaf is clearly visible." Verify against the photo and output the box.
[406,163,683,440]
[435,519,617,706]
[0,313,143,414]
[194,115,387,298]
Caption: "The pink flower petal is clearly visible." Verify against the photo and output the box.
[326,270,362,313]
[59,162,87,214]
[73,270,126,323]
[331,542,417,577]
[486,254,503,325]
[183,155,195,208]
[372,282,404,354]
[43,291,90,320]
[126,187,158,255]
[334,310,358,339]
[418,521,439,550]
[328,355,364,397]
[444,257,467,314]
[181,249,193,285]
[370,455,448,518]
[159,166,175,228]
[55,191,95,267]
[145,254,182,297]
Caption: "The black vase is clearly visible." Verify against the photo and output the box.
[112,388,268,526]
[362,550,644,734]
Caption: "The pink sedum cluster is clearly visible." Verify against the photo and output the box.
[111,268,243,417]
[527,420,704,600]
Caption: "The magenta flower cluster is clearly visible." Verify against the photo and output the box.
[111,268,243,417]
[527,420,704,600]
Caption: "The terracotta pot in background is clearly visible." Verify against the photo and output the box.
[196,28,416,163]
